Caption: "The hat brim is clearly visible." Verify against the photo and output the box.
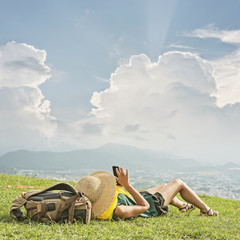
[90,171,116,218]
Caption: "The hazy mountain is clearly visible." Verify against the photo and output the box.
[0,143,200,172]
[0,145,24,157]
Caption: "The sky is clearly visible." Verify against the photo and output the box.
[0,0,240,164]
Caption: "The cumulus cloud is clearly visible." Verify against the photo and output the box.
[211,49,240,107]
[1,39,240,164]
[0,42,50,87]
[184,25,240,107]
[0,42,56,149]
[88,52,240,163]
[55,26,240,163]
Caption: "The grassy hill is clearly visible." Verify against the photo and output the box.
[0,174,239,239]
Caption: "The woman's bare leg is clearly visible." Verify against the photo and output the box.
[147,178,217,215]
[170,196,188,209]
[147,184,188,209]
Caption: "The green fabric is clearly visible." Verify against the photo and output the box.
[112,193,159,220]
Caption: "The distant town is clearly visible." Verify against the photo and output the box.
[2,144,240,201]
[14,167,240,201]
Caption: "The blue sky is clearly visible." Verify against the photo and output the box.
[1,0,240,163]
[1,0,238,118]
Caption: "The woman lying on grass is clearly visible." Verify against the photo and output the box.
[76,167,218,220]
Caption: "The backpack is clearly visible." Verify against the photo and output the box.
[10,182,91,224]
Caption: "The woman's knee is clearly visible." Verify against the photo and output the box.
[171,178,185,187]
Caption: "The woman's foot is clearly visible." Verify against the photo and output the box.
[200,208,219,217]
[179,203,196,213]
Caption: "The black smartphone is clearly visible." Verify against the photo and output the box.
[112,166,121,185]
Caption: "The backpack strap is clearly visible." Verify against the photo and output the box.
[10,196,27,220]
[24,183,79,200]
[59,193,79,223]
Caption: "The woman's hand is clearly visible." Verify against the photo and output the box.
[114,167,150,219]
[115,167,130,188]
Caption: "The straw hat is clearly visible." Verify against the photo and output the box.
[76,171,116,218]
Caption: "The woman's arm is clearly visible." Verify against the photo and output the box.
[114,167,150,219]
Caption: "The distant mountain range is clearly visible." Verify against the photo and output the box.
[0,143,239,173]
[0,143,199,172]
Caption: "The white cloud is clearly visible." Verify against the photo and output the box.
[211,49,240,106]
[0,42,51,87]
[1,40,240,164]
[92,74,110,83]
[168,43,195,50]
[56,26,240,163]
[87,52,240,163]
[186,24,240,45]
[184,25,240,107]
[0,42,56,149]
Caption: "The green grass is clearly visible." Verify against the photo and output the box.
[0,174,240,239]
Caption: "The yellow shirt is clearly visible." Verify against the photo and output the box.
[97,186,132,220]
